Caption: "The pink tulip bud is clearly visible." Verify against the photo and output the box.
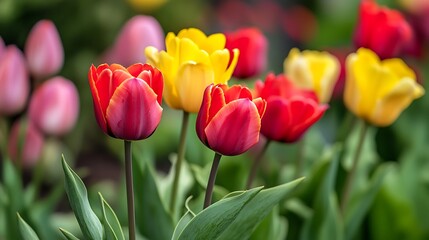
[25,20,64,79]
[103,15,164,66]
[29,76,79,136]
[8,119,44,168]
[0,45,30,116]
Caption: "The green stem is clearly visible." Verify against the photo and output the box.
[294,137,306,179]
[204,152,222,209]
[340,120,368,215]
[335,111,356,143]
[124,140,136,240]
[169,111,190,215]
[246,140,271,189]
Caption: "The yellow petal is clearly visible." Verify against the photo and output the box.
[176,62,214,113]
[215,48,239,84]
[210,49,230,84]
[284,48,313,89]
[370,78,424,126]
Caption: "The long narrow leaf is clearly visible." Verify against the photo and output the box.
[61,156,103,239]
[59,228,80,240]
[99,193,125,240]
[17,213,40,240]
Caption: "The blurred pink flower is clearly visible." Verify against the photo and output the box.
[8,119,44,168]
[0,45,30,116]
[25,20,64,79]
[103,15,164,66]
[29,76,79,136]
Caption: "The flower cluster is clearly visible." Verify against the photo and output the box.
[1,20,79,168]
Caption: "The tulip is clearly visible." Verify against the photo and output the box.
[354,0,413,59]
[196,84,266,156]
[25,20,64,79]
[0,45,30,116]
[344,48,424,127]
[88,63,163,140]
[225,28,268,79]
[145,28,239,113]
[29,76,79,136]
[103,15,164,67]
[255,73,327,143]
[283,48,340,103]
[8,119,44,168]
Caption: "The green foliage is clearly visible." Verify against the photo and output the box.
[17,213,40,240]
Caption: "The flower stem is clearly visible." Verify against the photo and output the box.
[204,152,222,209]
[124,140,136,240]
[169,111,190,215]
[246,140,271,189]
[340,120,368,215]
[294,137,306,179]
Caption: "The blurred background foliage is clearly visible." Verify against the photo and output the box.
[2,0,429,239]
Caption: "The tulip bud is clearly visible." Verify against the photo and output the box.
[225,28,268,79]
[103,15,164,66]
[8,119,44,168]
[25,20,64,79]
[354,0,413,59]
[88,63,164,140]
[255,73,327,143]
[29,76,79,136]
[196,84,266,156]
[0,45,30,116]
[344,48,424,127]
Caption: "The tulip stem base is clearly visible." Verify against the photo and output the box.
[124,140,136,240]
[340,120,368,215]
[170,111,190,216]
[246,140,271,189]
[204,152,222,209]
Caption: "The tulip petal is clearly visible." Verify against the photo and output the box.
[261,98,292,142]
[176,62,214,113]
[371,78,424,126]
[137,64,164,105]
[224,85,253,103]
[106,78,162,140]
[196,84,214,145]
[205,99,260,156]
[88,65,107,133]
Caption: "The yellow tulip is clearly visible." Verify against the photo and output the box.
[145,28,239,113]
[283,48,340,103]
[344,48,424,127]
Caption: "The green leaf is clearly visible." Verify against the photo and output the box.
[250,207,287,240]
[59,228,80,240]
[171,197,195,240]
[17,213,40,240]
[177,187,263,239]
[344,163,391,240]
[217,178,303,240]
[301,146,344,240]
[99,193,125,240]
[133,158,174,240]
[61,156,104,240]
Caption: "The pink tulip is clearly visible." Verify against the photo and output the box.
[196,84,266,156]
[0,45,30,116]
[8,119,44,168]
[103,15,164,66]
[29,76,79,136]
[25,20,64,79]
[88,63,164,140]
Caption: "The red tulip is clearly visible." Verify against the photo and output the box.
[29,76,79,136]
[255,73,327,143]
[89,63,163,140]
[25,20,64,79]
[354,0,413,59]
[225,28,268,79]
[8,119,44,168]
[0,45,30,116]
[196,84,266,156]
